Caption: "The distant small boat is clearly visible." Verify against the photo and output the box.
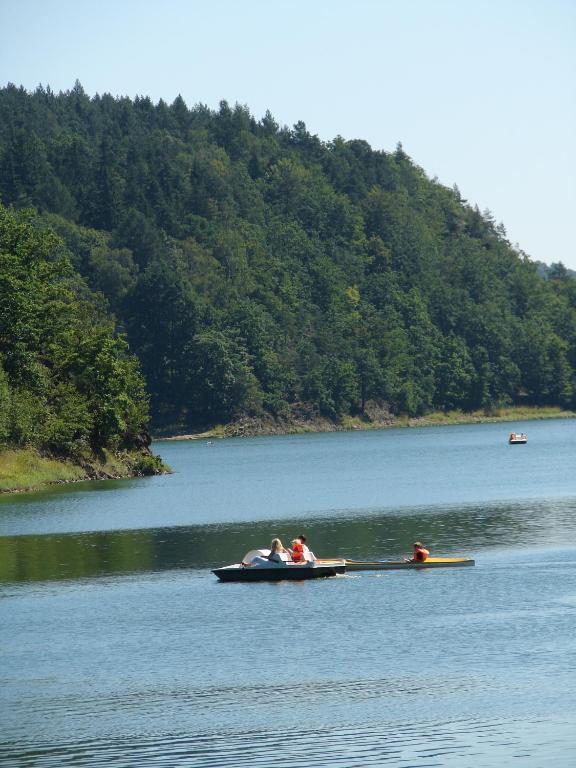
[509,433,527,444]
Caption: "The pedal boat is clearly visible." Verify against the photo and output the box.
[509,433,527,444]
[319,556,475,571]
[213,549,346,582]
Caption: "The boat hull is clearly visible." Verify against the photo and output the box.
[213,563,346,582]
[340,556,475,572]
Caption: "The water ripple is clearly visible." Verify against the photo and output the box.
[2,716,576,768]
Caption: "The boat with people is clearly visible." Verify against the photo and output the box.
[213,549,475,580]
[509,432,527,444]
[212,548,346,582]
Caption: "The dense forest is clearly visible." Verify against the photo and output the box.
[1,81,575,434]
[0,202,156,466]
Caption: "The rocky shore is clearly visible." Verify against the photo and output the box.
[156,404,575,441]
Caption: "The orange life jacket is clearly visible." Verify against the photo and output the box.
[414,547,429,562]
[292,541,304,561]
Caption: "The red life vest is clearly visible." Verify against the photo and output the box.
[292,541,304,561]
[414,547,429,562]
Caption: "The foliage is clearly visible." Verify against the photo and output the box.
[128,451,167,476]
[0,202,149,455]
[1,82,575,431]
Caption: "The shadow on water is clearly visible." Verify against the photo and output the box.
[2,496,575,585]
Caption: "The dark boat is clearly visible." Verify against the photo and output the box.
[213,561,346,582]
[213,549,346,582]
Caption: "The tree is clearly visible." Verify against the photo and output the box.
[190,329,262,423]
[123,260,198,420]
[0,203,149,455]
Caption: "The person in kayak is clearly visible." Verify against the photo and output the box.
[411,541,430,562]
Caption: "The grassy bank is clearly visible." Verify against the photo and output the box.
[0,448,169,494]
[347,405,576,430]
[157,405,576,441]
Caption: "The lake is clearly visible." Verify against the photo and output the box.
[2,419,576,767]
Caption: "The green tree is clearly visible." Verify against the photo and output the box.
[190,329,262,423]
[0,203,149,456]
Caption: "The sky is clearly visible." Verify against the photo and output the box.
[1,0,575,268]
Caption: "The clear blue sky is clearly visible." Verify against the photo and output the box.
[1,0,574,267]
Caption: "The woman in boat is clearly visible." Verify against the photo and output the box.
[267,538,290,563]
[411,541,430,562]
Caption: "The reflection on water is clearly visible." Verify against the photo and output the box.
[2,417,576,537]
[2,420,576,767]
[1,496,576,584]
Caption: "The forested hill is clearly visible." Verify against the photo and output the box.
[1,82,575,433]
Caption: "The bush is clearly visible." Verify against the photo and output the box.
[129,452,166,476]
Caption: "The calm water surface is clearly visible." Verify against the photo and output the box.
[2,420,576,767]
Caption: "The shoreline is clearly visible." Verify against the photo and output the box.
[3,407,572,493]
[154,406,576,441]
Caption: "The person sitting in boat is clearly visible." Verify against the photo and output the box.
[267,538,291,563]
[411,541,430,562]
[290,534,311,562]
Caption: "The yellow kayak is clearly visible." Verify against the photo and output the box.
[319,556,475,571]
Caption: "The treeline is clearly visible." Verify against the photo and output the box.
[0,203,151,460]
[1,81,575,431]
